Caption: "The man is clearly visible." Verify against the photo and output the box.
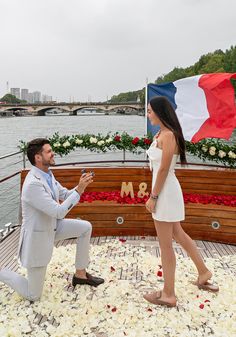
[0,138,104,301]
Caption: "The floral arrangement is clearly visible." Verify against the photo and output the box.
[185,138,236,168]
[0,240,235,336]
[19,132,236,167]
[80,191,236,207]
[19,132,152,157]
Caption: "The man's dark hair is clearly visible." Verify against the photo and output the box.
[27,138,50,165]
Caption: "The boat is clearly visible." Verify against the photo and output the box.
[1,146,236,244]
[1,148,236,336]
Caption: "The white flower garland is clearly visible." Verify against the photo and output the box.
[19,132,236,167]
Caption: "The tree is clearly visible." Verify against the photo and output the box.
[0,94,26,104]
[109,90,144,103]
[155,48,235,80]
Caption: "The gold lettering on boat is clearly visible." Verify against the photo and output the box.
[137,182,149,198]
[120,182,134,198]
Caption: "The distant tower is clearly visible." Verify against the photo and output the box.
[137,95,141,103]
[6,81,9,93]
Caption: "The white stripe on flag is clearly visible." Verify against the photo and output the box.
[174,75,209,141]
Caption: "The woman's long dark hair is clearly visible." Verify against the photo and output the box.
[149,96,187,165]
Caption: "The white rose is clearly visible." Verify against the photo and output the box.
[106,137,113,143]
[201,145,208,153]
[228,151,236,159]
[209,149,216,156]
[209,146,216,156]
[89,137,98,144]
[75,138,83,145]
[53,142,61,148]
[97,140,105,146]
[63,140,70,148]
[218,150,226,158]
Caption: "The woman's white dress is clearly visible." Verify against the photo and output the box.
[146,139,185,222]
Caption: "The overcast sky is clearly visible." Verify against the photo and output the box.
[0,0,235,102]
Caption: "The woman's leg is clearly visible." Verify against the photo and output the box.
[153,220,176,304]
[172,222,212,284]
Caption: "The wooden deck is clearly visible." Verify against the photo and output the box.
[1,227,235,273]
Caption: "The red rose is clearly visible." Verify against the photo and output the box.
[132,137,140,145]
[119,238,127,243]
[77,191,236,207]
[157,270,163,277]
[144,138,152,145]
[111,307,117,312]
[199,304,204,309]
[114,135,121,142]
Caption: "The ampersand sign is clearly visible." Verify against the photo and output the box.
[137,182,149,198]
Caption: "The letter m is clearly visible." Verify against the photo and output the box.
[120,182,134,198]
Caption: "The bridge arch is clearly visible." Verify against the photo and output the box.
[70,106,106,115]
[36,107,69,116]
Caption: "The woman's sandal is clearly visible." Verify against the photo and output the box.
[192,279,219,293]
[143,291,176,307]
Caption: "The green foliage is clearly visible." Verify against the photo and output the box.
[155,46,236,93]
[109,89,145,104]
[19,132,236,168]
[0,94,26,104]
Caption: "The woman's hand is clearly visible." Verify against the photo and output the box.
[76,172,94,195]
[145,197,157,213]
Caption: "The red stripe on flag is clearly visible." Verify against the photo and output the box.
[191,73,236,143]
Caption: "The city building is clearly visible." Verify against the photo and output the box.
[10,87,52,103]
[27,93,34,103]
[32,91,41,103]
[21,89,29,102]
[10,88,20,99]
[42,95,53,103]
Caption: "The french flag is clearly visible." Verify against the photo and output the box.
[147,73,236,143]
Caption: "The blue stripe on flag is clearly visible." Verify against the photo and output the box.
[147,83,177,136]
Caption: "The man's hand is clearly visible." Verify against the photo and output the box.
[75,172,94,195]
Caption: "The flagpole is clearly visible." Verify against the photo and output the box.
[145,77,148,135]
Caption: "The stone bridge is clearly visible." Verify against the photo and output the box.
[0,102,144,116]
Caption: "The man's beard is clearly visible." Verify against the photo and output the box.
[42,157,55,167]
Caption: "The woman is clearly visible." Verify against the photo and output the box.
[144,96,219,307]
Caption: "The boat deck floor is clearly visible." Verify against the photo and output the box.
[0,227,236,335]
[1,227,236,273]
